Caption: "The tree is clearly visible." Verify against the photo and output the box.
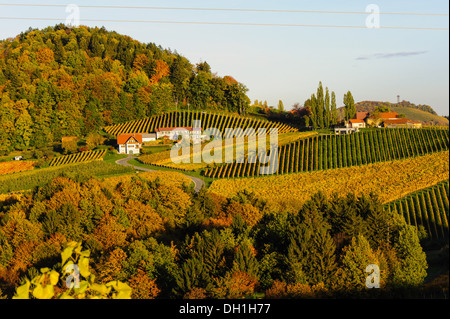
[85,132,106,149]
[316,82,324,128]
[333,234,381,292]
[324,87,331,128]
[14,107,33,149]
[309,94,318,129]
[344,91,356,121]
[391,225,428,288]
[331,91,337,126]
[278,100,284,112]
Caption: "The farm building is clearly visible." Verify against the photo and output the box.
[382,118,422,128]
[348,119,366,129]
[117,134,143,154]
[155,127,203,143]
[141,133,157,142]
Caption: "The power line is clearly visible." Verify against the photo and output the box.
[0,3,448,16]
[0,16,447,30]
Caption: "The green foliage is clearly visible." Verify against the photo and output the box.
[0,25,251,153]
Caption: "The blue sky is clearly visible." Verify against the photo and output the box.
[1,0,448,115]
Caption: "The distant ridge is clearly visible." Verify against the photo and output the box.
[338,100,449,126]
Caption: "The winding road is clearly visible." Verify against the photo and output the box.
[115,155,205,193]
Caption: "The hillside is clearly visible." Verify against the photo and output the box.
[338,100,448,126]
[0,25,250,154]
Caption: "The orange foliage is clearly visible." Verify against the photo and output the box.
[223,76,238,85]
[97,248,127,283]
[183,287,207,299]
[36,48,54,64]
[123,200,164,239]
[128,268,161,299]
[209,202,262,228]
[224,271,257,299]
[92,215,128,251]
[149,60,169,84]
[133,53,149,70]
[0,161,35,175]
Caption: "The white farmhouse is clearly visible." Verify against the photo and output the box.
[117,134,143,154]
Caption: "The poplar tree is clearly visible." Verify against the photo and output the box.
[344,91,356,121]
[316,82,324,128]
[325,87,331,128]
[310,94,318,129]
[331,91,337,126]
[278,100,284,112]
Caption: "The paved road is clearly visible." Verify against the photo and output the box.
[115,155,205,193]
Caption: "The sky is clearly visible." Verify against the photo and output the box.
[0,0,449,115]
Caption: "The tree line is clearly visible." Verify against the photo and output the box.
[0,172,439,299]
[0,25,250,154]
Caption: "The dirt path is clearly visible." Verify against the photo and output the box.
[115,155,205,192]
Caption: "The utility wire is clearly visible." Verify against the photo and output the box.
[0,3,448,16]
[0,16,447,30]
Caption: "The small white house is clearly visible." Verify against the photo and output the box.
[14,156,23,161]
[348,119,366,129]
[155,127,203,143]
[117,134,143,154]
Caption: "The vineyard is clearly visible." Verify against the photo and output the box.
[0,161,134,194]
[386,179,449,242]
[0,161,36,175]
[103,110,298,137]
[204,128,449,178]
[49,150,107,167]
[138,131,317,171]
[207,151,449,213]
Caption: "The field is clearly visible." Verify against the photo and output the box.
[0,161,36,175]
[49,150,107,167]
[204,127,449,178]
[208,151,449,213]
[386,180,449,242]
[103,110,298,136]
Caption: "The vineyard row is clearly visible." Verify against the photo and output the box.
[49,150,107,167]
[204,128,449,178]
[103,111,297,137]
[386,179,449,242]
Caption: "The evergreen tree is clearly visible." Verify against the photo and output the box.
[278,100,284,112]
[331,91,337,126]
[391,225,428,287]
[344,91,356,121]
[316,82,324,128]
[310,94,318,129]
[324,87,331,128]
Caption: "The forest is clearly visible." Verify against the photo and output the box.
[0,25,250,154]
[0,170,440,299]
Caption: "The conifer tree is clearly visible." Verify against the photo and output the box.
[331,91,338,126]
[325,87,331,128]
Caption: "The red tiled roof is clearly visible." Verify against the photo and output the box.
[355,112,369,120]
[117,134,143,145]
[349,119,365,123]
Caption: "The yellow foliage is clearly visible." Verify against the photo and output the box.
[208,151,450,213]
